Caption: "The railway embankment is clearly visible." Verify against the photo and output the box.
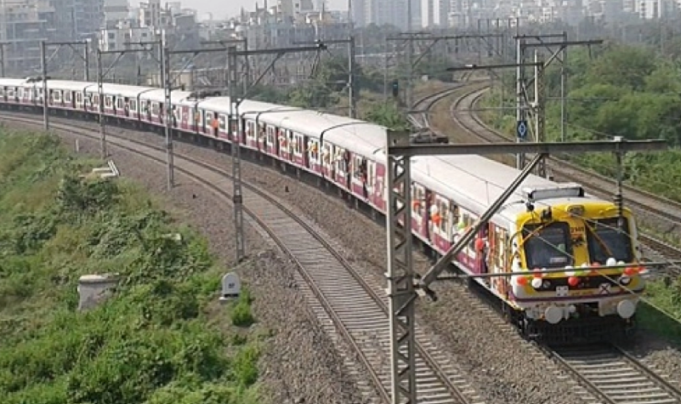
[0,129,363,404]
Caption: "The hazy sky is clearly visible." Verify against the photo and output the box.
[130,0,348,20]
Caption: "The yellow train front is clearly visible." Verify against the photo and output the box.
[504,197,645,344]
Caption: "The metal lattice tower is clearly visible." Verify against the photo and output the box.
[386,130,417,404]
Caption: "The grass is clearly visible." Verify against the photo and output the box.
[0,130,265,403]
[637,279,681,344]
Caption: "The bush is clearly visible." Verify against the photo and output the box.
[231,288,255,327]
[0,131,263,403]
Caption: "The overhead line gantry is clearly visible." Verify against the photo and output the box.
[384,133,667,404]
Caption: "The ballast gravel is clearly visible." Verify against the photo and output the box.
[7,116,681,403]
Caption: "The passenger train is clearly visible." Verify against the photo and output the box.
[0,77,647,343]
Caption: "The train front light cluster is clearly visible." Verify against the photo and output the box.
[530,276,552,291]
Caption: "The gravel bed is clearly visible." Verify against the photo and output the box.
[5,121,367,404]
[11,117,681,401]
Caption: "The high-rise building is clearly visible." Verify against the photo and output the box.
[422,0,450,27]
[635,0,676,18]
[354,0,420,30]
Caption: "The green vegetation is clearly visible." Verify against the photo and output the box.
[0,131,262,403]
[638,279,681,343]
[480,42,681,202]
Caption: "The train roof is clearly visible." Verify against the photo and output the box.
[412,154,595,219]
[79,82,154,97]
[45,80,92,92]
[0,78,31,86]
[138,88,193,103]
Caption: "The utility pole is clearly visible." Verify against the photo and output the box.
[451,61,545,174]
[386,32,504,109]
[161,44,174,190]
[171,42,327,263]
[515,36,525,171]
[514,34,603,175]
[97,48,105,157]
[0,42,8,77]
[39,40,90,131]
[385,131,666,404]
[348,36,357,118]
[41,41,48,131]
[515,31,603,148]
[200,38,249,92]
[97,39,163,158]
[294,37,358,118]
[406,0,414,109]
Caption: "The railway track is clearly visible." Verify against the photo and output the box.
[545,343,681,404]
[418,83,681,276]
[0,112,486,404]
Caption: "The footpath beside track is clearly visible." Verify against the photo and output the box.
[0,112,486,404]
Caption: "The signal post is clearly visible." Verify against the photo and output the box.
[384,133,667,404]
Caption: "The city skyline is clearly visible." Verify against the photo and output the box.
[128,0,348,20]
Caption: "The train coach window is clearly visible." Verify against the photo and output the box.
[267,126,275,144]
[586,218,633,264]
[522,222,573,269]
[130,99,137,112]
[412,186,425,216]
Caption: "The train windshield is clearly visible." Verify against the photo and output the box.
[586,217,633,264]
[522,222,573,269]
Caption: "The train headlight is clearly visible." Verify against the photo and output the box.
[530,278,552,291]
[619,276,631,286]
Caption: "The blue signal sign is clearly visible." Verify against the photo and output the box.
[516,120,528,139]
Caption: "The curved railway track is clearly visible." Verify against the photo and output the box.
[545,343,681,404]
[0,112,486,404]
[415,83,681,275]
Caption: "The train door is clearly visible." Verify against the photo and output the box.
[64,90,73,110]
[475,222,490,276]
[258,123,266,151]
[411,183,426,236]
[492,227,509,297]
[266,125,276,155]
[322,142,334,179]
[219,113,228,138]
[203,111,213,135]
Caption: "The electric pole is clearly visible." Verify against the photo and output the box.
[39,40,90,131]
[161,43,174,190]
[0,42,8,77]
[388,130,665,404]
[97,38,163,158]
[294,37,358,118]
[171,42,327,263]
[41,41,48,131]
[386,32,504,109]
[514,34,603,176]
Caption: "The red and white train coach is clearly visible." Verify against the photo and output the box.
[0,77,647,343]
